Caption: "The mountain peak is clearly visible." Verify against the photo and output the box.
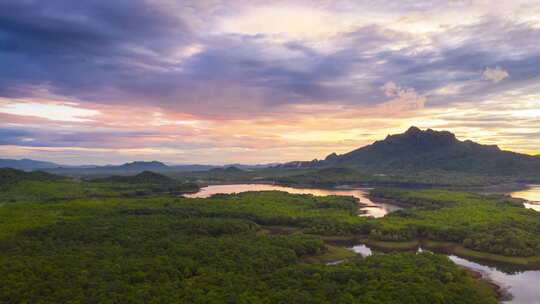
[325,152,339,161]
[282,126,540,175]
[404,126,422,135]
[119,161,168,169]
[383,127,458,148]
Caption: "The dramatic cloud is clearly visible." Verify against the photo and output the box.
[1,0,540,164]
[379,82,426,112]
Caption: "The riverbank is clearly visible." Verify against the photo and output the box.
[302,245,358,264]
[464,268,509,301]
[425,240,540,268]
[337,236,540,269]
[317,236,504,302]
[262,224,540,270]
[197,179,530,193]
[321,238,507,301]
[318,233,540,270]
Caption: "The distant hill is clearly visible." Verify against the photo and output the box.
[0,167,65,186]
[209,166,244,173]
[0,158,61,170]
[45,161,187,176]
[0,157,280,176]
[116,161,169,171]
[89,171,176,184]
[221,163,281,169]
[281,126,540,176]
[42,161,278,176]
[170,164,219,171]
[88,171,200,194]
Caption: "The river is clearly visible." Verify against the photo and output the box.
[185,183,540,304]
[184,184,401,217]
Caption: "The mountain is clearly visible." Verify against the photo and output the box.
[116,161,169,170]
[43,161,171,176]
[222,163,281,169]
[44,161,281,176]
[169,164,219,171]
[167,163,280,171]
[87,171,200,194]
[0,157,280,175]
[0,158,62,170]
[283,126,540,176]
[89,171,176,184]
[209,166,244,173]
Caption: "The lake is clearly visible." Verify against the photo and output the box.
[185,183,540,304]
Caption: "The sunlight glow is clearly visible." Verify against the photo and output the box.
[219,5,358,39]
[0,102,99,122]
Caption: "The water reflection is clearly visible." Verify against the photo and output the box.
[326,260,345,265]
[184,184,401,218]
[349,244,373,257]
[510,185,540,212]
[448,255,540,304]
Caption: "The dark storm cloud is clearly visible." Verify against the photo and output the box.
[0,0,191,97]
[0,123,219,150]
[2,0,540,162]
[0,129,32,145]
[0,1,412,112]
[0,126,159,148]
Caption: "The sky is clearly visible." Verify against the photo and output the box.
[1,0,540,165]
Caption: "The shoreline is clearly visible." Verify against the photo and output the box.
[462,267,510,301]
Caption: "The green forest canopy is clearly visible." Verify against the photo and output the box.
[0,175,502,303]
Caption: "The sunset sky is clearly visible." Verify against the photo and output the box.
[1,0,540,165]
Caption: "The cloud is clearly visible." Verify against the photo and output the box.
[379,82,426,112]
[2,1,540,163]
[0,0,193,100]
[482,67,509,83]
[0,102,99,122]
[1,1,538,116]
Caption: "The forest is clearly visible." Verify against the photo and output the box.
[272,167,512,188]
[369,189,540,257]
[0,169,500,303]
[159,164,527,189]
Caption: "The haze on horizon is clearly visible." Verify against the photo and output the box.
[1,0,540,165]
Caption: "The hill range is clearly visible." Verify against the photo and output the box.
[281,126,540,177]
[2,127,540,184]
